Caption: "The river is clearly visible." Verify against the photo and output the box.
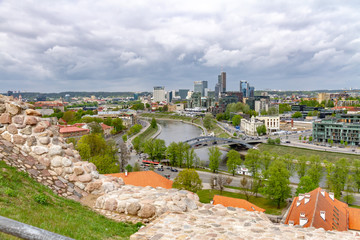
[156,120,229,170]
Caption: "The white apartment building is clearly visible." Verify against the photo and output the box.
[153,86,166,102]
[256,116,280,133]
[241,116,264,136]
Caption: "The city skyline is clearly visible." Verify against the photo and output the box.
[0,1,360,92]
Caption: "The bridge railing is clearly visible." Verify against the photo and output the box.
[0,215,74,240]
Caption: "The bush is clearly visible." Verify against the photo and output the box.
[173,169,202,193]
[267,138,275,145]
[34,193,50,205]
[4,187,17,197]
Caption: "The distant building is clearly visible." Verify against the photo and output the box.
[317,93,330,103]
[240,81,254,98]
[133,93,139,100]
[34,101,65,111]
[218,72,226,93]
[59,126,89,139]
[178,89,189,100]
[246,96,270,111]
[153,86,166,102]
[194,81,208,97]
[101,123,113,136]
[188,92,202,108]
[256,116,280,133]
[313,114,360,146]
[166,91,173,103]
[241,116,264,136]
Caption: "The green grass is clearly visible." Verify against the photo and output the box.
[138,124,158,141]
[349,204,360,209]
[0,161,141,240]
[196,189,286,215]
[258,143,359,163]
[140,113,193,122]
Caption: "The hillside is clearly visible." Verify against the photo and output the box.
[0,160,141,240]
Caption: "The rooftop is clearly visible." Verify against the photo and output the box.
[59,126,89,134]
[213,195,265,212]
[106,171,173,189]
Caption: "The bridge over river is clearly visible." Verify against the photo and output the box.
[183,136,263,149]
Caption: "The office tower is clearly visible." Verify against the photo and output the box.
[178,89,189,100]
[218,72,226,93]
[249,87,255,98]
[194,81,208,97]
[215,83,220,101]
[153,86,166,102]
[166,91,173,103]
[240,81,249,97]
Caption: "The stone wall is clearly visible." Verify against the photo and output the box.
[0,95,123,200]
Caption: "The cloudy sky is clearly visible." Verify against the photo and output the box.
[1,0,359,93]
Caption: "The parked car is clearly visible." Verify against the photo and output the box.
[171,168,178,172]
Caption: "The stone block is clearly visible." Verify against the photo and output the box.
[62,157,72,167]
[0,113,11,124]
[39,136,50,145]
[6,103,21,115]
[25,109,42,116]
[7,124,18,134]
[73,167,84,176]
[49,145,63,156]
[138,204,156,218]
[20,126,32,135]
[127,202,141,215]
[33,146,48,155]
[13,135,26,145]
[25,116,38,125]
[78,174,92,183]
[51,156,63,167]
[12,115,24,125]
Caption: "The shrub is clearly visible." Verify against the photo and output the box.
[4,187,17,197]
[34,193,50,205]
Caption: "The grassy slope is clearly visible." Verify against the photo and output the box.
[258,143,359,162]
[196,189,286,215]
[0,161,140,240]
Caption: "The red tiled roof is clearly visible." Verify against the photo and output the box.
[59,126,89,134]
[101,123,112,130]
[284,188,348,231]
[106,171,173,189]
[347,207,360,231]
[213,195,265,212]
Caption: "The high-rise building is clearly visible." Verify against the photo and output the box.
[215,83,220,101]
[240,81,255,98]
[178,89,189,100]
[166,91,173,103]
[194,81,208,97]
[153,86,166,102]
[218,72,226,93]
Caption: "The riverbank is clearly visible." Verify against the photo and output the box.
[140,114,207,136]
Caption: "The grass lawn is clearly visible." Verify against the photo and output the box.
[0,161,141,240]
[258,143,359,163]
[140,113,193,122]
[196,189,286,215]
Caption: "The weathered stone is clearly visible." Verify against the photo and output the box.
[7,124,18,134]
[91,171,99,179]
[127,202,141,215]
[62,157,72,167]
[25,109,42,116]
[1,132,12,142]
[75,182,85,190]
[33,146,48,155]
[64,148,74,156]
[25,116,38,125]
[52,136,60,145]
[51,156,63,167]
[73,167,84,176]
[26,136,37,146]
[0,113,11,124]
[78,174,92,183]
[49,145,63,156]
[63,167,73,174]
[85,181,102,193]
[138,204,156,218]
[20,126,32,135]
[13,135,26,145]
[12,115,24,125]
[39,137,50,145]
[104,198,118,211]
[27,169,39,176]
[0,104,5,113]
[185,198,198,211]
[53,167,63,176]
[6,103,21,115]
[55,180,65,188]
[33,125,45,133]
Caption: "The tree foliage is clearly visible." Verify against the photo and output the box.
[227,150,241,176]
[173,169,202,193]
[231,115,242,126]
[203,113,213,130]
[208,147,221,173]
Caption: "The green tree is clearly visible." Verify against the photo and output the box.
[343,175,355,204]
[184,147,196,168]
[231,115,242,127]
[143,139,166,161]
[77,133,107,157]
[261,159,291,208]
[91,154,119,174]
[307,155,323,187]
[279,103,291,114]
[122,134,127,142]
[353,160,360,192]
[281,154,295,176]
[275,137,281,144]
[324,160,334,189]
[112,118,125,132]
[208,147,221,173]
[256,125,267,136]
[88,121,103,134]
[133,162,141,172]
[132,137,141,152]
[203,113,213,130]
[267,138,275,145]
[329,158,350,198]
[259,151,272,179]
[62,111,76,123]
[267,106,279,116]
[125,164,133,172]
[166,142,179,166]
[151,117,157,128]
[244,149,262,196]
[299,136,302,141]
[292,112,302,118]
[296,175,318,195]
[227,150,241,176]
[172,169,202,193]
[176,142,188,168]
[309,136,313,142]
[296,156,308,179]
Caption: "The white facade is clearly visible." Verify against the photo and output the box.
[256,116,280,133]
[241,116,264,136]
[153,86,166,102]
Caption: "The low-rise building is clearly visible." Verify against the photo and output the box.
[256,116,280,133]
[59,126,89,139]
[313,114,360,146]
[212,195,265,212]
[241,116,264,136]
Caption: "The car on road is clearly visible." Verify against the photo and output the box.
[171,168,178,172]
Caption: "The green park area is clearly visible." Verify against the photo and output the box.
[258,144,359,163]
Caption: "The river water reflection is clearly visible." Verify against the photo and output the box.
[156,120,228,170]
